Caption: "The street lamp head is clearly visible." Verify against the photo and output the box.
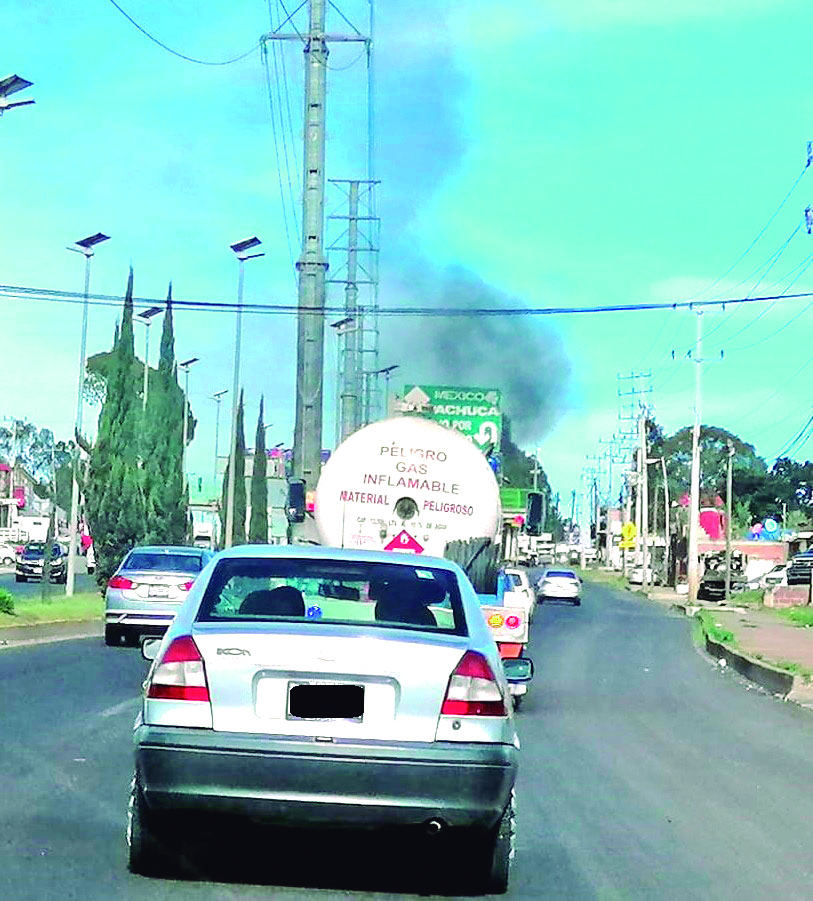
[138,306,163,321]
[375,365,399,376]
[75,232,110,250]
[212,389,228,400]
[0,74,33,98]
[179,357,199,369]
[330,317,354,330]
[230,236,264,261]
[0,75,34,113]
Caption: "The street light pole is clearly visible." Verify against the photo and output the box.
[226,238,263,550]
[66,232,109,596]
[136,306,162,412]
[179,357,199,492]
[372,365,398,418]
[688,311,703,602]
[211,389,228,484]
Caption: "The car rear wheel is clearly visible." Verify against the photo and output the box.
[104,626,123,647]
[15,574,25,582]
[474,792,515,894]
[573,598,581,606]
[127,777,167,876]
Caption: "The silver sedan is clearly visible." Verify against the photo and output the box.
[104,545,213,646]
[129,545,527,894]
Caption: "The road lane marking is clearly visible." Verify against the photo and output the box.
[99,697,141,718]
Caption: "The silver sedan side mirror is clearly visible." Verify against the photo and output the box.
[503,657,534,683]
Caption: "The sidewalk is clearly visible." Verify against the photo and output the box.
[642,586,813,707]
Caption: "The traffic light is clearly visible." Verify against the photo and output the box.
[526,492,543,535]
[286,479,306,523]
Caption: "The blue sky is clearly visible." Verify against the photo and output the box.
[2,0,813,517]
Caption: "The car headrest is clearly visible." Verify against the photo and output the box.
[239,586,305,617]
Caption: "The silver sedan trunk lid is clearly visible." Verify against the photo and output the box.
[192,625,467,742]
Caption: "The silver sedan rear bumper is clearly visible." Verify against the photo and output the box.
[135,725,517,830]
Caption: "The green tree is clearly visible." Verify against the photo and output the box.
[220,391,247,547]
[248,397,268,543]
[141,286,187,545]
[85,269,145,585]
[500,416,564,538]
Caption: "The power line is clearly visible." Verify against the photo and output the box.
[690,162,809,302]
[260,41,297,273]
[3,283,813,318]
[769,410,813,461]
[105,0,259,65]
[697,220,804,347]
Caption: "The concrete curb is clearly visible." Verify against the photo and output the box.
[0,619,102,651]
[703,634,794,698]
[689,614,813,707]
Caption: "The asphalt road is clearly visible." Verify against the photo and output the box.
[3,580,813,899]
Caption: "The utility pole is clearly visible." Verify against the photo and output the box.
[264,4,371,526]
[725,440,734,603]
[688,312,703,602]
[623,470,633,576]
[660,456,670,584]
[292,0,329,495]
[640,408,649,590]
[634,439,642,570]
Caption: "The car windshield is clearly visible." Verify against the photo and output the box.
[124,552,204,574]
[507,573,522,587]
[196,557,467,635]
[22,545,60,560]
[546,570,576,580]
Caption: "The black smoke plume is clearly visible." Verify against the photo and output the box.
[379,267,570,443]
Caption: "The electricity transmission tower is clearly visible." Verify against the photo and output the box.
[327,177,380,440]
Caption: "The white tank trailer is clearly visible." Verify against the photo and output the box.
[315,417,502,556]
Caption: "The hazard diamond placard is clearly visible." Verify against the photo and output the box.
[384,530,424,554]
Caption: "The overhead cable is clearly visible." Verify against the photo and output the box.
[691,162,809,301]
[2,283,813,318]
[105,0,259,65]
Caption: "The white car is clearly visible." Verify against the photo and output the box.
[627,566,659,586]
[503,567,536,620]
[748,563,787,590]
[0,543,17,566]
[537,568,581,605]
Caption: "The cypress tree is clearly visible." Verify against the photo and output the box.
[220,391,247,546]
[248,397,268,543]
[86,268,145,584]
[142,285,187,546]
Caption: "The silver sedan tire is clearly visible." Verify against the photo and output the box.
[127,776,166,876]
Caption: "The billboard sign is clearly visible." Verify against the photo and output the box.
[400,384,502,453]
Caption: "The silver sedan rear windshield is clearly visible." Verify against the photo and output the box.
[124,552,204,573]
[196,558,468,635]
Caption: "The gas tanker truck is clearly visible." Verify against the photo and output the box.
[314,417,532,702]
[315,416,502,556]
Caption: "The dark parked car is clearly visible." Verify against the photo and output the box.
[786,553,813,586]
[697,567,747,602]
[15,542,67,583]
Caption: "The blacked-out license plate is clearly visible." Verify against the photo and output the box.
[288,683,364,721]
